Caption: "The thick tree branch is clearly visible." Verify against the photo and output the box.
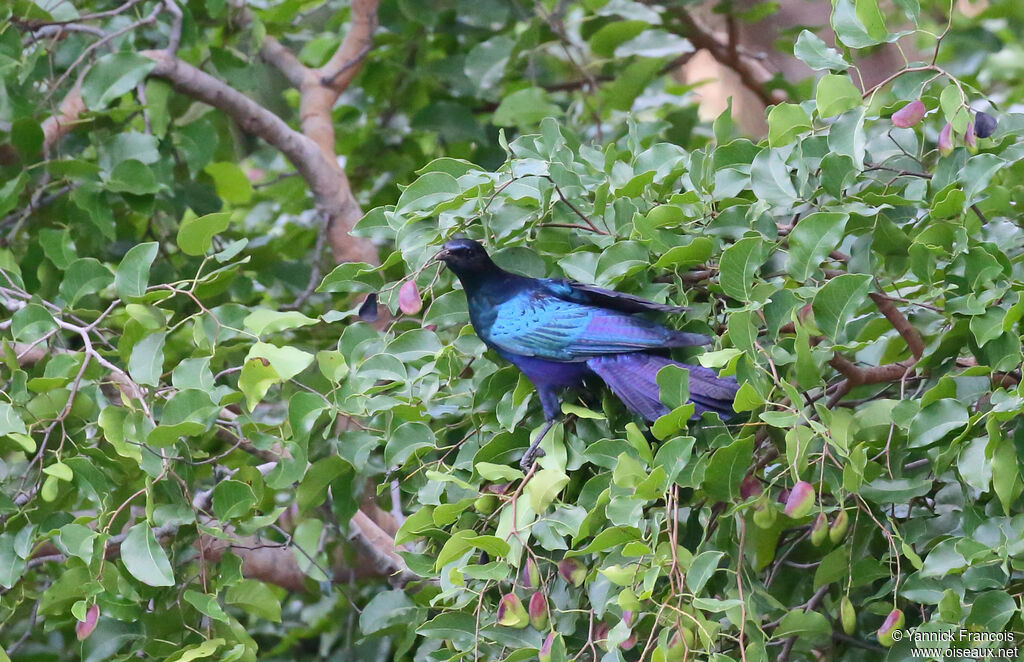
[868,293,924,359]
[41,77,86,152]
[318,0,378,93]
[260,35,314,88]
[667,5,786,107]
[140,49,376,264]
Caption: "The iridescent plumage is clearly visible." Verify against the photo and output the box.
[435,238,738,469]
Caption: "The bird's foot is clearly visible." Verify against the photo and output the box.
[520,446,546,472]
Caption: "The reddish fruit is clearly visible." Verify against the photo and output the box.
[497,593,528,628]
[830,510,850,543]
[398,280,422,315]
[877,608,905,647]
[965,121,977,149]
[739,475,762,500]
[521,558,541,588]
[539,632,555,662]
[558,558,586,587]
[892,100,926,128]
[76,604,99,641]
[594,621,610,651]
[620,611,636,650]
[529,592,548,630]
[938,122,954,155]
[784,481,815,518]
[810,513,829,546]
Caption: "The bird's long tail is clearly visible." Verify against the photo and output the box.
[586,353,738,421]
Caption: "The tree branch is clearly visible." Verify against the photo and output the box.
[41,76,86,152]
[868,293,925,359]
[668,5,786,107]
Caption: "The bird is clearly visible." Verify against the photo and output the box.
[434,238,739,471]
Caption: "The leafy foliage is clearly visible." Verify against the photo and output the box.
[2,0,1024,660]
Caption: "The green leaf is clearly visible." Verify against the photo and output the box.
[121,522,175,587]
[59,258,114,306]
[908,399,969,448]
[856,0,888,39]
[812,273,872,341]
[793,30,850,70]
[11,303,57,342]
[767,103,812,147]
[225,580,282,623]
[751,148,799,207]
[166,639,225,662]
[965,591,1017,631]
[297,456,349,512]
[177,211,232,256]
[360,590,419,634]
[0,403,28,437]
[775,609,831,641]
[243,309,318,335]
[81,52,156,110]
[787,212,849,281]
[128,332,166,387]
[115,242,159,299]
[106,160,159,195]
[395,172,460,213]
[703,436,753,502]
[832,0,877,48]
[246,342,313,381]
[526,468,570,513]
[238,357,280,411]
[183,590,229,622]
[204,162,254,204]
[815,74,861,118]
[719,237,766,301]
[212,480,256,521]
[653,237,712,270]
[492,88,562,128]
[686,551,725,594]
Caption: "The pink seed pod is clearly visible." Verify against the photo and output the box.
[810,513,829,546]
[965,121,977,149]
[539,632,555,662]
[76,604,100,641]
[784,481,815,518]
[398,280,422,315]
[497,593,528,628]
[594,621,610,651]
[521,557,541,588]
[528,592,548,630]
[892,100,926,128]
[877,608,905,647]
[558,558,586,587]
[938,122,954,155]
[740,474,762,500]
[830,510,850,543]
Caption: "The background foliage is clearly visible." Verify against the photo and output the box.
[2,0,1024,660]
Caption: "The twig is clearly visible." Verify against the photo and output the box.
[163,0,183,54]
[775,585,829,662]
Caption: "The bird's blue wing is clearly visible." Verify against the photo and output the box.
[484,290,693,362]
[540,279,689,314]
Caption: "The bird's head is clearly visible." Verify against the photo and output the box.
[434,238,494,276]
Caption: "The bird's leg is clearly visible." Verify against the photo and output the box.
[520,418,555,472]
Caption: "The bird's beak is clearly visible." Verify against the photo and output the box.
[433,248,450,263]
